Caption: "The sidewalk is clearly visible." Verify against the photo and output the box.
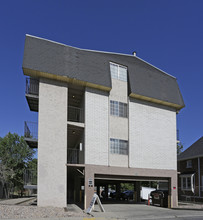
[0,197,35,205]
[177,201,203,210]
[1,199,203,220]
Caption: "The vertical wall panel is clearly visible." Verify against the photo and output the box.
[38,78,68,207]
[85,88,109,165]
[129,99,177,170]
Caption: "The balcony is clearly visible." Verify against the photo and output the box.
[68,106,84,123]
[24,121,38,148]
[25,77,39,112]
[24,169,37,185]
[67,148,79,164]
[24,169,37,190]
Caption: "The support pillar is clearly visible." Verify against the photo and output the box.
[105,184,108,199]
[84,165,94,209]
[135,182,141,203]
[116,183,121,200]
[38,79,68,207]
[170,173,178,208]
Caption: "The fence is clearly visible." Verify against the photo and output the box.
[24,121,38,140]
[26,77,39,95]
[68,106,84,123]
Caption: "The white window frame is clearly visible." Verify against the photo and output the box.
[186,160,192,168]
[110,62,127,82]
[110,100,127,118]
[110,138,128,155]
[181,174,194,192]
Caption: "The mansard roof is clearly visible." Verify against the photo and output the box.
[23,35,185,110]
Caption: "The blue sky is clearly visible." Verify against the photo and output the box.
[0,0,202,150]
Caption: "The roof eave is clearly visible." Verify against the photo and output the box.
[129,93,185,110]
[177,155,203,161]
[22,67,111,92]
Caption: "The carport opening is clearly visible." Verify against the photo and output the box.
[94,175,169,205]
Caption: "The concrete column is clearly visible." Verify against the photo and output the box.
[38,78,68,207]
[135,182,141,203]
[116,183,121,200]
[133,182,137,203]
[105,184,109,199]
[84,165,94,209]
[170,173,178,208]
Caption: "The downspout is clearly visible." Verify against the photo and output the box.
[198,157,201,197]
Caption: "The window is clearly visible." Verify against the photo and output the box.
[110,100,127,117]
[186,160,192,168]
[181,174,194,192]
[110,63,127,82]
[110,138,128,155]
[181,177,192,190]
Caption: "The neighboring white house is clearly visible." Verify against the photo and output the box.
[22,35,185,209]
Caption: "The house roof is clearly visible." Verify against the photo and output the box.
[22,35,185,110]
[178,137,203,161]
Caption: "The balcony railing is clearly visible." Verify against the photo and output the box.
[68,106,84,123]
[177,129,180,142]
[26,77,39,96]
[24,121,38,140]
[24,169,37,185]
[67,148,79,164]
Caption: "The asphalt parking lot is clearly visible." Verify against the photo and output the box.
[89,203,203,220]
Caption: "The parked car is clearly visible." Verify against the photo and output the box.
[110,191,122,199]
[121,190,134,200]
[101,189,116,198]
[150,190,168,207]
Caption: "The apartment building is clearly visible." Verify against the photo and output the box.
[22,35,184,209]
[178,137,203,202]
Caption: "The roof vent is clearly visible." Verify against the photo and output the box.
[132,51,137,56]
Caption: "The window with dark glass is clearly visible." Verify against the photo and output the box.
[181,177,193,190]
[186,160,192,168]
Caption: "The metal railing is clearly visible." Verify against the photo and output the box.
[67,148,79,164]
[24,121,38,140]
[177,129,180,141]
[24,169,37,185]
[68,106,84,123]
[26,77,39,96]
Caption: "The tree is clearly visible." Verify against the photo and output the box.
[0,132,35,198]
[0,163,14,198]
[26,158,37,185]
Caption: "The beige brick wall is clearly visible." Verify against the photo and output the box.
[129,99,177,170]
[38,78,68,207]
[109,78,128,167]
[85,87,109,165]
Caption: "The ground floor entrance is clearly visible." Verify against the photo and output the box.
[67,164,178,209]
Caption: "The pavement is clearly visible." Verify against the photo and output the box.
[0,197,35,205]
[1,198,203,220]
[177,201,203,210]
[89,203,203,220]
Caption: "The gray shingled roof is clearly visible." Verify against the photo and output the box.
[178,137,203,161]
[23,35,185,109]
